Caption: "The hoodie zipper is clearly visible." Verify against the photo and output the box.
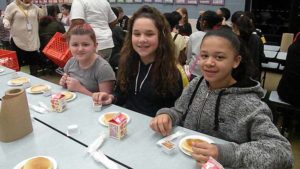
[196,91,210,129]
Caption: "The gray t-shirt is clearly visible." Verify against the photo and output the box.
[64,56,116,92]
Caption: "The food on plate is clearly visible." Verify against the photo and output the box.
[22,157,53,169]
[61,91,74,100]
[162,140,175,149]
[104,113,117,124]
[103,112,128,125]
[30,85,49,93]
[182,138,206,153]
[10,77,28,85]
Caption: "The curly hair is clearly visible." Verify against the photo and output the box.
[117,5,179,96]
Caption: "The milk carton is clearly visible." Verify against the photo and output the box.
[50,93,66,112]
[108,113,127,139]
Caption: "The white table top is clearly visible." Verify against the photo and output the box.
[269,91,290,105]
[0,120,126,169]
[277,52,287,60]
[264,45,280,51]
[264,50,278,59]
[262,62,279,69]
[0,72,230,169]
[0,65,16,76]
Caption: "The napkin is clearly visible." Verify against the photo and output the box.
[92,151,119,169]
[29,104,47,114]
[87,134,119,169]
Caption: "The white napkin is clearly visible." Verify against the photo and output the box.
[87,134,106,154]
[29,104,47,114]
[92,151,119,169]
[87,134,119,169]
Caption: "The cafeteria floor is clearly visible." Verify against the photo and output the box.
[20,66,300,168]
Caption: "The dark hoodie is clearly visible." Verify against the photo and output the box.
[157,76,293,169]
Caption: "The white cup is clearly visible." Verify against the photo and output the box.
[93,102,102,112]
[22,81,31,89]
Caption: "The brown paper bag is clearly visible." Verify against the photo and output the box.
[280,33,294,52]
[0,88,33,142]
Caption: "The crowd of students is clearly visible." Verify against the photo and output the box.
[2,1,296,168]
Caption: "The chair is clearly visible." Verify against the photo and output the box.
[280,33,294,52]
[267,91,300,138]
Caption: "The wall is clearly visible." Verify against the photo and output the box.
[1,1,245,18]
[111,0,245,19]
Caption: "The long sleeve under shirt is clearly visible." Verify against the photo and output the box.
[114,61,183,117]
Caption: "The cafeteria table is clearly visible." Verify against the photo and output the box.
[0,65,16,76]
[0,119,127,169]
[0,72,230,169]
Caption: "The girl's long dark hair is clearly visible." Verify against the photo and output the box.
[118,5,179,96]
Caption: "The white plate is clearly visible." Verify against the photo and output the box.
[26,85,51,94]
[98,111,130,127]
[7,77,30,86]
[13,156,57,169]
[61,91,77,102]
[179,135,214,156]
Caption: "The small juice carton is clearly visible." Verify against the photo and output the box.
[50,93,66,112]
[201,157,224,169]
[108,113,127,139]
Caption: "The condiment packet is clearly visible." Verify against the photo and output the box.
[161,140,175,154]
[201,157,224,169]
[87,133,106,154]
[91,151,119,169]
[157,131,185,146]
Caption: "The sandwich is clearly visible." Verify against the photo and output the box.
[181,138,206,153]
[61,91,73,100]
[22,157,53,169]
[30,85,48,93]
[103,113,117,125]
[10,77,28,85]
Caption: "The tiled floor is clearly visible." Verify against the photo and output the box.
[22,67,300,168]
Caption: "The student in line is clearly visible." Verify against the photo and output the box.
[175,7,192,36]
[150,29,293,169]
[59,24,115,96]
[92,5,183,117]
[186,11,222,78]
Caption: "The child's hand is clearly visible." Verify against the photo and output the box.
[150,114,173,136]
[191,142,219,167]
[59,73,68,88]
[65,76,82,92]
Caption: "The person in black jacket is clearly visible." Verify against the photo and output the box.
[175,7,192,36]
[277,33,300,107]
[232,11,265,82]
[109,7,126,74]
[92,6,183,117]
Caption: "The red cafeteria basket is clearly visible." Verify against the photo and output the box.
[42,32,71,68]
[0,49,20,71]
